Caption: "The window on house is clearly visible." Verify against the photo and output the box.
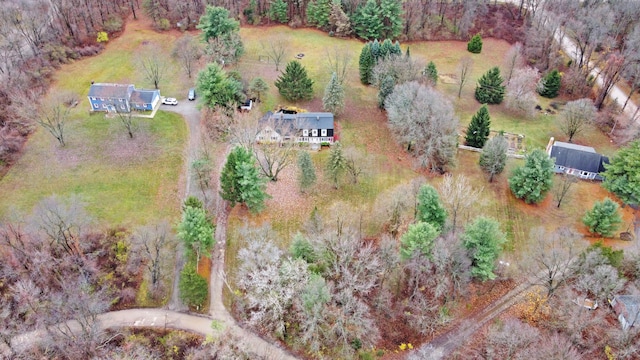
[303,129,308,137]
[321,129,327,136]
[312,129,318,136]
[102,104,107,108]
[93,103,98,108]
[90,97,96,101]
[582,171,589,176]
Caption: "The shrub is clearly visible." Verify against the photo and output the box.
[103,16,123,32]
[467,34,483,53]
[96,31,109,43]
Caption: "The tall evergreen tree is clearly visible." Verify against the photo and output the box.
[359,43,374,85]
[196,63,245,111]
[354,0,382,40]
[462,217,506,281]
[508,149,554,204]
[275,61,314,101]
[465,105,491,148]
[416,184,447,230]
[197,6,239,42]
[370,39,380,60]
[269,0,289,23]
[377,75,395,109]
[475,67,505,104]
[392,40,401,56]
[424,61,438,85]
[220,146,269,212]
[379,39,393,59]
[297,151,317,192]
[479,134,508,182]
[602,140,640,205]
[306,0,332,29]
[467,34,483,54]
[538,69,562,98]
[326,141,346,188]
[323,72,345,114]
[379,0,403,39]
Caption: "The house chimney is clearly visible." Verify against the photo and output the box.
[546,137,555,155]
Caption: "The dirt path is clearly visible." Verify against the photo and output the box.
[162,101,201,311]
[409,280,534,359]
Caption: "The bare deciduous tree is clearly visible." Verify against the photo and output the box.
[343,146,367,184]
[31,195,91,256]
[138,44,168,89]
[553,173,577,208]
[35,92,78,147]
[114,109,139,139]
[385,81,459,173]
[483,318,539,359]
[560,98,596,142]
[325,46,352,85]
[505,67,540,118]
[503,42,524,85]
[457,56,473,98]
[523,227,585,297]
[261,37,288,72]
[438,174,482,231]
[255,142,296,181]
[172,34,203,79]
[131,221,174,294]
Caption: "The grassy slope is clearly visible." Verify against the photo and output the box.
[0,20,187,226]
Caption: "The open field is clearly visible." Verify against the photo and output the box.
[0,19,188,227]
[0,111,186,226]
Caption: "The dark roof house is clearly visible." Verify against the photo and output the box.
[257,111,334,144]
[609,295,640,330]
[546,138,609,180]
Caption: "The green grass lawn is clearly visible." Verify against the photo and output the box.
[0,20,188,227]
[0,110,186,226]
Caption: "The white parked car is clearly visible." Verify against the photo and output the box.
[162,97,178,105]
[240,99,253,111]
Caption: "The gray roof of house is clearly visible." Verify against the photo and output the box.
[615,295,640,320]
[550,143,609,173]
[130,89,159,103]
[553,141,596,153]
[295,112,334,130]
[88,83,133,98]
[260,111,334,130]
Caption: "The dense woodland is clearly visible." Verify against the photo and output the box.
[2,0,640,359]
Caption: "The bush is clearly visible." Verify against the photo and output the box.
[158,18,171,31]
[467,34,483,53]
[103,16,123,33]
[96,31,109,43]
